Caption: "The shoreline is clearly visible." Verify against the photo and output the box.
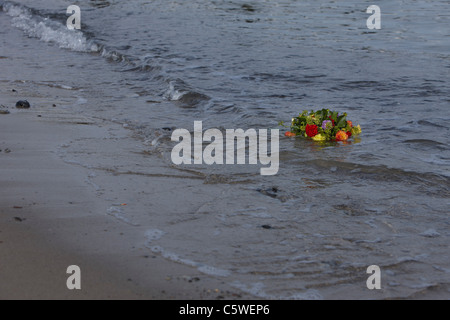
[0,106,253,300]
[2,1,449,299]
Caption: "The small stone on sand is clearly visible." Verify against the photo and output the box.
[16,100,31,109]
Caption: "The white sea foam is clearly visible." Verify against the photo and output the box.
[106,206,139,226]
[144,229,166,245]
[164,81,185,101]
[3,2,97,52]
[231,281,323,300]
[148,244,231,277]
[197,265,231,277]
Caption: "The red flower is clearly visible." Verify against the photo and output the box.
[347,131,352,138]
[285,131,296,137]
[305,124,318,137]
[328,116,335,126]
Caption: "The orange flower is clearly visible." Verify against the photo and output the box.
[285,131,296,137]
[336,130,349,141]
[347,120,353,127]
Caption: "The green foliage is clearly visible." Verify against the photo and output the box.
[282,109,361,141]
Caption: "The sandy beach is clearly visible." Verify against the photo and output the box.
[0,104,253,300]
[1,0,449,300]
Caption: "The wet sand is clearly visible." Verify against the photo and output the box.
[1,2,448,299]
[0,106,251,300]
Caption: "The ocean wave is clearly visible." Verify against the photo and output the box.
[2,1,98,52]
[164,79,210,104]
[1,1,212,108]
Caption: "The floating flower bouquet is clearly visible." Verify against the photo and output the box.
[283,109,361,141]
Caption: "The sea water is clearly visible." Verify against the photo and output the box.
[1,0,449,299]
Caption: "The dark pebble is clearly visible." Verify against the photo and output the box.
[261,225,273,229]
[0,110,10,115]
[16,100,30,109]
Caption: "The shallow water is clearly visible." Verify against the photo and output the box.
[1,0,449,299]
